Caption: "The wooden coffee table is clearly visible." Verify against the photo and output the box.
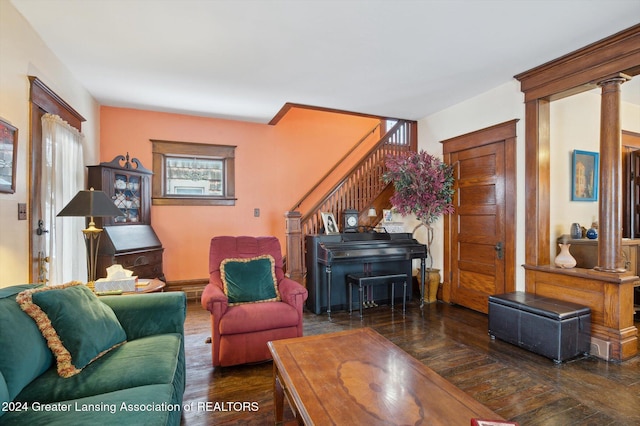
[268,328,504,425]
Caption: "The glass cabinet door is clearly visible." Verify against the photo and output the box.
[112,172,142,223]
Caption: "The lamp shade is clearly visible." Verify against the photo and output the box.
[57,188,125,218]
[368,208,377,218]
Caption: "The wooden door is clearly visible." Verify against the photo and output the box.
[443,121,517,314]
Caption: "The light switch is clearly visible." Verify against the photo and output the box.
[254,208,260,217]
[18,203,27,220]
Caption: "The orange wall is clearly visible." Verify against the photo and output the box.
[100,106,379,282]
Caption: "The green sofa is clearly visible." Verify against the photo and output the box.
[0,284,186,426]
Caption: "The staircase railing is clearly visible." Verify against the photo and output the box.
[285,119,416,283]
[299,119,414,234]
[290,121,382,212]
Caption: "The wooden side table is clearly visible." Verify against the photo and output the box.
[125,278,165,294]
[95,278,165,296]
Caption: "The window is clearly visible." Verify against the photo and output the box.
[165,156,224,196]
[151,139,236,206]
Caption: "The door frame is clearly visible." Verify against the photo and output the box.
[441,120,518,303]
[28,76,85,283]
[622,130,640,238]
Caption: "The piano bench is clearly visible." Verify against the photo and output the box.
[346,272,407,319]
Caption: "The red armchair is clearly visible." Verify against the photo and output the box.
[201,236,308,367]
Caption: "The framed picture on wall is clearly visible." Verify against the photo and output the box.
[0,118,17,194]
[321,212,339,234]
[571,150,598,201]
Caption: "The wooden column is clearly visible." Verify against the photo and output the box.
[523,98,551,267]
[596,75,629,272]
[285,211,305,285]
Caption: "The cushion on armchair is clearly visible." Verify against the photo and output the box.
[16,282,127,378]
[218,302,299,334]
[220,255,281,306]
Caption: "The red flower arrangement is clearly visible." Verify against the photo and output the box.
[383,150,455,225]
[383,150,455,268]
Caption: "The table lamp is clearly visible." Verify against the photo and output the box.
[368,207,377,229]
[57,187,125,283]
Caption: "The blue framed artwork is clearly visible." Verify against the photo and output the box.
[571,150,598,201]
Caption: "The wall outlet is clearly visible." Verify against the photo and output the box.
[254,208,260,217]
[590,337,611,361]
[18,203,27,220]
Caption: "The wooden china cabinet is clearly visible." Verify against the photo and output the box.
[88,153,165,281]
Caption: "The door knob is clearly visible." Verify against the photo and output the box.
[495,242,503,260]
[36,220,49,236]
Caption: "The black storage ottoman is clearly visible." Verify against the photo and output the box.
[488,292,591,363]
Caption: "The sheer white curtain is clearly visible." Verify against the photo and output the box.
[41,113,86,285]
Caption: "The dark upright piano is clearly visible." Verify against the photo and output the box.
[305,232,427,314]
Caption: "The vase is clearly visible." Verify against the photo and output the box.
[570,223,582,239]
[554,243,576,268]
[425,268,440,303]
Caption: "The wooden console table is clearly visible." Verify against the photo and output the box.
[268,328,503,425]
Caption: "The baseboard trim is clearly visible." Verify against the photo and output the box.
[166,278,208,300]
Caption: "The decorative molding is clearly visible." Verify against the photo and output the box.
[515,24,640,102]
[268,102,403,125]
[28,76,85,130]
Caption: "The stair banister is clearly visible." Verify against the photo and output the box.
[290,122,381,212]
[284,119,416,284]
[298,119,413,225]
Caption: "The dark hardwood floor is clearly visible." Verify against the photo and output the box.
[181,298,640,426]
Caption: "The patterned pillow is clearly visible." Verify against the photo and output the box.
[16,281,126,378]
[220,255,280,306]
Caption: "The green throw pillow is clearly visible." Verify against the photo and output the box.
[0,284,53,404]
[221,255,280,306]
[16,281,127,378]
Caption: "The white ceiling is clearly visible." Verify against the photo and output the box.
[11,0,640,124]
